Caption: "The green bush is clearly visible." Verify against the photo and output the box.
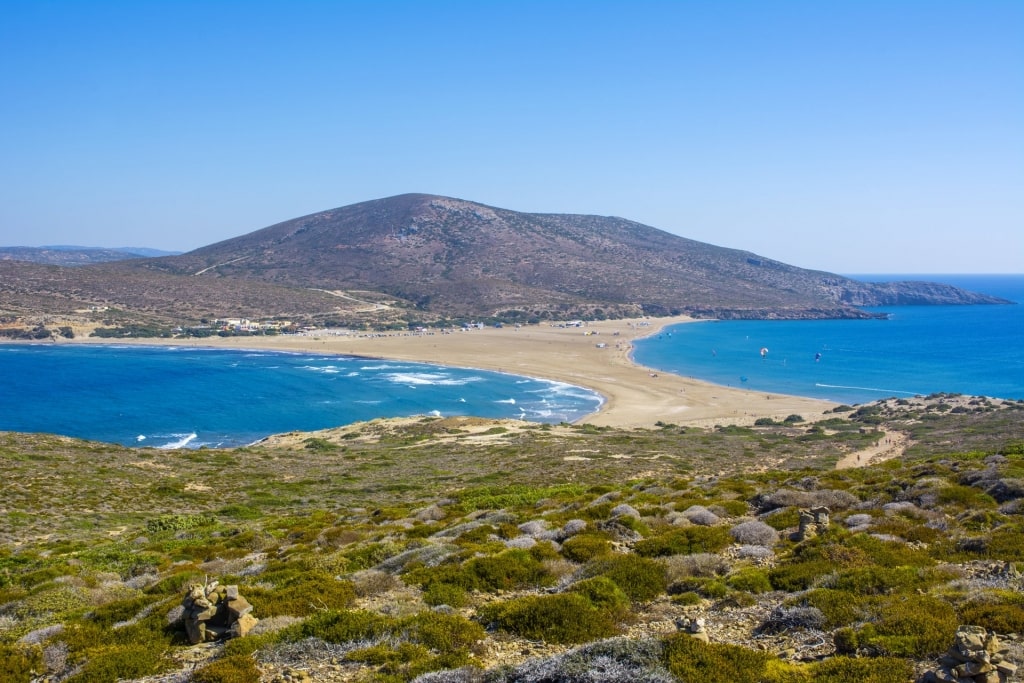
[64,643,168,683]
[0,644,41,683]
[192,654,261,683]
[958,592,1024,634]
[855,595,957,657]
[296,609,389,643]
[806,656,914,682]
[465,549,552,591]
[794,589,864,628]
[768,559,834,592]
[399,611,485,653]
[145,513,216,534]
[478,593,619,644]
[635,526,731,557]
[569,576,630,617]
[590,554,668,602]
[661,633,787,683]
[422,581,467,608]
[831,566,929,595]
[244,571,356,617]
[560,534,612,562]
[726,568,772,594]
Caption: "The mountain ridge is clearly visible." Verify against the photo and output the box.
[140,193,1008,320]
[1,194,1010,328]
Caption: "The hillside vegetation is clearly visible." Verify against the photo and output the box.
[0,195,1008,337]
[2,395,1023,682]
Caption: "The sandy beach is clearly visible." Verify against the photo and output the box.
[83,316,837,429]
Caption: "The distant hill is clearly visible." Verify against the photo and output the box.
[0,195,1008,327]
[0,245,181,266]
[139,194,1007,320]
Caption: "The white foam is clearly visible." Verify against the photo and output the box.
[495,398,516,404]
[383,372,482,386]
[157,433,198,449]
[815,383,919,396]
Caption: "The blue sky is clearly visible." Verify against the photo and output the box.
[1,1,1021,274]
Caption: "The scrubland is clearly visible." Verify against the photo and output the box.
[1,394,1023,682]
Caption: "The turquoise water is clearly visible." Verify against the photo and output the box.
[0,346,602,448]
[632,275,1024,405]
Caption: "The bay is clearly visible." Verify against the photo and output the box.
[632,275,1024,406]
[0,345,603,448]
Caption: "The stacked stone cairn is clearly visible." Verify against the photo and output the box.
[921,626,1017,683]
[182,581,258,644]
[794,506,830,541]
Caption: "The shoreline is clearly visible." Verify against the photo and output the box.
[60,316,838,429]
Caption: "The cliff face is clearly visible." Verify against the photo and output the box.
[140,194,1008,320]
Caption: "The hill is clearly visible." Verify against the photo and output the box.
[1,195,1008,333]
[1,397,1022,681]
[140,194,1007,321]
[0,245,179,266]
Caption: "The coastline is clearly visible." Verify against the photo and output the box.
[65,316,837,429]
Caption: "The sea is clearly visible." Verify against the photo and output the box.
[632,274,1024,406]
[0,347,603,449]
[2,275,1020,448]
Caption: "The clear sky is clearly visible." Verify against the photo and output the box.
[2,1,1021,274]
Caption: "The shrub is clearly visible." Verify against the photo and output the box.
[729,520,779,547]
[760,605,826,633]
[590,554,668,602]
[806,656,914,683]
[957,592,1024,634]
[487,637,674,682]
[634,526,731,557]
[794,589,864,628]
[422,582,468,608]
[661,633,784,683]
[244,571,356,617]
[350,569,401,597]
[192,654,261,683]
[768,559,834,592]
[560,534,612,562]
[856,595,957,657]
[680,505,721,526]
[63,643,167,682]
[569,576,630,617]
[726,568,772,594]
[663,553,730,582]
[296,609,389,643]
[400,611,485,653]
[145,514,216,534]
[478,593,619,644]
[466,549,551,591]
[0,644,41,683]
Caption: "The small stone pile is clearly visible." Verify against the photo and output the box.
[794,506,830,541]
[182,581,258,644]
[675,616,709,643]
[921,625,1017,683]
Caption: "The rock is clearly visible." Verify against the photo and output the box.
[921,626,1014,683]
[229,612,259,639]
[227,595,253,619]
[795,506,830,541]
[181,580,257,644]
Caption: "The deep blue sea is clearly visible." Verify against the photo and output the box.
[0,347,603,449]
[633,274,1024,406]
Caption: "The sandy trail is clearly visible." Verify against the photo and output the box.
[835,430,909,469]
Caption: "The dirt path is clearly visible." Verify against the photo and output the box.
[835,430,909,469]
